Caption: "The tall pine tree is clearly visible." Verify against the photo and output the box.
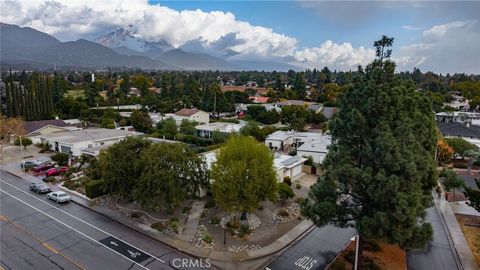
[302,36,436,264]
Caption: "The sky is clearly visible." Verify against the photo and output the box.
[1,0,479,73]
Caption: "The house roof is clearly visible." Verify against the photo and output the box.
[249,96,270,103]
[175,108,202,117]
[437,121,480,138]
[322,107,338,119]
[24,119,69,134]
[36,128,140,144]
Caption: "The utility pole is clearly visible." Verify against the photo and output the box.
[353,235,359,270]
[19,135,25,172]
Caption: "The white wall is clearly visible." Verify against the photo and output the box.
[297,151,327,164]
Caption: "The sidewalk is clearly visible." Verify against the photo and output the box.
[179,201,206,241]
[2,167,315,262]
[435,193,478,270]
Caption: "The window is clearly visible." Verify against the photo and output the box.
[60,145,72,154]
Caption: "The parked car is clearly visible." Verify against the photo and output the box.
[45,167,67,177]
[47,191,71,203]
[29,183,52,194]
[33,163,53,172]
[21,161,35,170]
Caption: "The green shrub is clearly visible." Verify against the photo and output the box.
[202,233,213,244]
[169,217,179,223]
[170,221,179,233]
[239,224,251,235]
[131,212,142,219]
[151,222,167,231]
[205,198,216,208]
[278,209,289,217]
[84,179,106,198]
[210,217,220,225]
[51,152,70,166]
[14,137,32,148]
[283,176,292,186]
[278,182,295,202]
[304,156,314,166]
[43,176,56,182]
[296,183,302,189]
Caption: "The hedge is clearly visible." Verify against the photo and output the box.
[85,179,106,198]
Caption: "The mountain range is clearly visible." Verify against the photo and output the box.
[0,23,300,71]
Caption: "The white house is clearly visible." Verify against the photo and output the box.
[165,108,210,125]
[435,111,480,126]
[196,121,247,138]
[265,131,331,164]
[201,151,305,182]
[32,128,142,156]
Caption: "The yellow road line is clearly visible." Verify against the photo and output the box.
[1,215,86,270]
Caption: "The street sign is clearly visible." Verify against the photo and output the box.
[99,236,151,263]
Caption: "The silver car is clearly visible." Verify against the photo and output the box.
[47,191,71,203]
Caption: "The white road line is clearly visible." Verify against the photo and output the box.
[0,188,150,270]
[0,178,167,264]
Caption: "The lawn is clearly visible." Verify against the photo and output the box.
[456,214,480,267]
[64,89,85,99]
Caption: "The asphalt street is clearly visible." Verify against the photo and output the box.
[0,171,201,270]
[265,225,357,270]
[407,206,460,270]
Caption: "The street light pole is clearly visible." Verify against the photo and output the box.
[354,235,359,270]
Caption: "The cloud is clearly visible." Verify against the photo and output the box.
[402,25,423,31]
[396,20,480,74]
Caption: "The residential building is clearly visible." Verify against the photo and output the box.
[196,121,246,138]
[321,107,338,120]
[162,108,210,125]
[201,151,306,182]
[265,131,331,163]
[31,128,142,156]
[435,111,480,126]
[249,96,270,103]
[24,119,75,136]
[444,95,469,110]
[437,121,480,148]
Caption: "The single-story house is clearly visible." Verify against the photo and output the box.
[249,96,270,103]
[169,108,210,125]
[196,121,246,138]
[201,151,306,182]
[24,119,75,137]
[32,128,142,156]
[437,121,480,148]
[435,111,480,126]
[321,107,338,120]
[265,131,331,163]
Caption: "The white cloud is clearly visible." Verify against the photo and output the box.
[396,20,480,74]
[0,0,378,70]
[402,25,423,31]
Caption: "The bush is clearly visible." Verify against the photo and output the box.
[84,179,106,198]
[43,176,56,182]
[170,221,179,233]
[210,217,220,225]
[294,197,305,204]
[296,183,302,189]
[278,209,289,217]
[202,233,213,244]
[304,156,314,166]
[205,198,216,208]
[283,176,292,186]
[278,182,295,202]
[14,137,32,148]
[151,222,168,231]
[239,224,251,235]
[169,217,179,223]
[131,212,142,219]
[51,152,70,166]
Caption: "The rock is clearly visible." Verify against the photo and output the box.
[273,203,301,223]
[229,244,261,253]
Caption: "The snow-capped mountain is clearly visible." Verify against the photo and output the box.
[95,28,173,59]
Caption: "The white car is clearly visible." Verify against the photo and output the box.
[47,191,71,203]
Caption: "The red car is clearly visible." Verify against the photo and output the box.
[33,163,53,172]
[45,167,67,177]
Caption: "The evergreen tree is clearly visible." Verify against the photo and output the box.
[302,36,436,265]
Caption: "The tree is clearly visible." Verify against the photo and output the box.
[13,137,32,150]
[247,105,267,119]
[302,36,436,266]
[212,130,228,144]
[280,105,309,131]
[100,118,115,129]
[0,117,25,153]
[130,110,152,133]
[445,138,477,158]
[211,135,278,219]
[278,182,294,203]
[437,135,454,163]
[134,143,208,211]
[442,169,464,199]
[51,152,69,166]
[156,118,178,139]
[99,137,151,200]
[464,179,480,212]
[179,119,198,135]
[257,110,280,125]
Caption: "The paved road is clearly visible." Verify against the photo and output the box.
[407,206,460,270]
[265,225,356,270]
[0,171,202,270]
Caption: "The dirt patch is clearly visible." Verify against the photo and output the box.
[328,241,406,270]
[456,214,480,266]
